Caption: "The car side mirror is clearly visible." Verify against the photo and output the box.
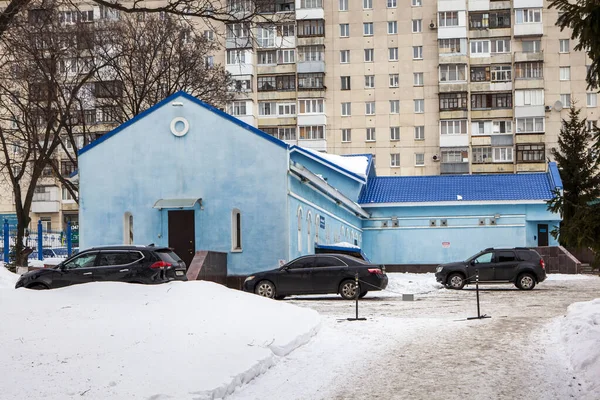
[469,260,475,266]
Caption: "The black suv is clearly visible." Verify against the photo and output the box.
[15,245,187,290]
[435,247,546,290]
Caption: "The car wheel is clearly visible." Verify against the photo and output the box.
[274,295,286,300]
[516,273,536,290]
[339,280,359,300]
[446,273,466,290]
[255,280,276,298]
[358,291,368,299]
[27,283,48,290]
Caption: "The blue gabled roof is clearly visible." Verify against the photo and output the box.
[288,146,367,183]
[78,91,288,156]
[341,153,375,178]
[547,162,563,190]
[359,170,556,204]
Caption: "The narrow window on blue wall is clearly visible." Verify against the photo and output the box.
[123,212,133,245]
[314,215,320,244]
[340,226,344,243]
[306,211,312,253]
[232,209,242,251]
[297,207,303,253]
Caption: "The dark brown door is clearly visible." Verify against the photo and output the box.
[537,224,549,247]
[168,210,195,267]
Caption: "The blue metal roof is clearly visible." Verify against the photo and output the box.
[359,170,556,204]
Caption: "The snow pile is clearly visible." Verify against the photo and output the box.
[0,264,19,288]
[329,241,360,249]
[0,280,321,400]
[559,298,600,396]
[300,147,368,178]
[386,272,443,295]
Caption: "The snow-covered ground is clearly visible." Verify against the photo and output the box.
[1,266,599,400]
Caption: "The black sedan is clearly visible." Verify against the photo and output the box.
[15,245,187,290]
[243,254,388,300]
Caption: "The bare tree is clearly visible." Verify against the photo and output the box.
[0,0,117,266]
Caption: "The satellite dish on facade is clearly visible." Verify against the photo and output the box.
[554,100,563,111]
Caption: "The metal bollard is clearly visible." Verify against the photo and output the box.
[347,272,366,321]
[467,268,491,320]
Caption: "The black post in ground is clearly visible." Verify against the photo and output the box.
[347,272,366,321]
[467,268,491,320]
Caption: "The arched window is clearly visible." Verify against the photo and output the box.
[123,212,133,245]
[345,227,349,241]
[315,214,320,244]
[306,211,312,253]
[231,208,242,251]
[340,226,344,243]
[297,207,303,254]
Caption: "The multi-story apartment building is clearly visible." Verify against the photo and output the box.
[224,0,596,176]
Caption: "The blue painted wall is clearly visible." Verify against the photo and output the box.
[361,203,560,265]
[79,94,290,275]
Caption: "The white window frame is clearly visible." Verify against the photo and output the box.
[587,93,598,107]
[413,46,423,60]
[415,153,425,166]
[364,75,375,88]
[340,50,350,63]
[388,0,397,8]
[440,120,467,135]
[298,99,325,114]
[365,102,375,115]
[390,100,399,114]
[363,22,374,36]
[389,47,399,61]
[258,101,277,116]
[388,21,398,34]
[341,102,351,116]
[516,9,542,24]
[366,127,376,141]
[560,94,571,107]
[438,11,458,27]
[491,38,511,54]
[342,128,351,142]
[340,23,349,37]
[560,67,571,81]
[559,39,570,53]
[414,126,424,140]
[493,147,513,162]
[414,72,424,86]
[278,102,296,116]
[339,0,348,11]
[414,99,424,113]
[364,48,374,62]
[492,120,513,134]
[516,117,544,133]
[412,19,422,33]
[363,0,373,9]
[390,153,400,167]
[389,74,399,87]
[412,0,421,6]
[390,126,400,141]
[439,64,466,82]
[470,40,490,56]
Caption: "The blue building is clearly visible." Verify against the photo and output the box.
[78,92,562,275]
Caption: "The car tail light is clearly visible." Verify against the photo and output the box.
[150,261,171,269]
[368,268,383,275]
[540,258,545,270]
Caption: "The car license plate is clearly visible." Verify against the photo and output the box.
[175,271,184,276]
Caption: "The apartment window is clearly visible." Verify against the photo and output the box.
[516,9,541,23]
[517,144,545,162]
[363,0,373,9]
[297,20,325,37]
[587,93,598,107]
[278,103,296,116]
[298,73,324,89]
[278,24,295,37]
[471,40,490,55]
[412,0,421,6]
[390,153,400,167]
[560,67,571,81]
[298,45,324,61]
[560,94,571,107]
[491,65,512,82]
[515,62,543,79]
[493,147,513,162]
[340,23,349,37]
[299,125,325,139]
[471,66,490,82]
[440,120,467,135]
[413,46,423,60]
[415,153,425,166]
[365,75,375,88]
[390,126,400,141]
[472,121,489,135]
[257,25,276,48]
[491,38,511,53]
[559,39,570,53]
[226,50,245,65]
[365,102,375,115]
[471,93,512,109]
[490,10,511,28]
[469,12,489,29]
[587,120,597,131]
[414,99,424,113]
[515,89,544,106]
[230,101,247,116]
[389,74,399,87]
[339,0,348,11]
[301,0,322,8]
[363,22,374,36]
[522,40,541,53]
[340,50,350,63]
[263,127,296,140]
[258,50,276,65]
[341,76,351,90]
[390,100,400,114]
[258,101,276,116]
[516,117,544,133]
[440,64,467,82]
[440,93,468,110]
[278,49,295,64]
[389,47,399,61]
[226,23,250,39]
[342,129,351,142]
[438,12,458,27]
[492,120,512,134]
[366,127,376,141]
[341,102,351,116]
[414,126,424,140]
[364,49,374,62]
[388,0,397,8]
[299,99,324,113]
[414,72,424,86]
[388,21,398,34]
[442,150,463,163]
[473,147,493,163]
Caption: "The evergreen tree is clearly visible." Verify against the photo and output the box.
[548,104,600,250]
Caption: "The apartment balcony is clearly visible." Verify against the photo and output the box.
[490,134,513,146]
[514,78,544,90]
[235,115,257,126]
[469,28,511,39]
[471,163,515,174]
[257,116,296,126]
[31,187,60,213]
[471,136,491,146]
[441,163,469,174]
[490,53,512,64]
[298,139,326,152]
[470,109,513,119]
[297,36,325,47]
[438,82,469,93]
[297,61,325,74]
[514,0,543,7]
[296,8,324,20]
[514,51,544,62]
[438,0,467,12]
[225,37,252,49]
[514,105,545,118]
[438,26,467,40]
[490,0,511,9]
[297,114,326,126]
[440,110,468,119]
[297,89,326,98]
[440,134,469,147]
[257,91,298,101]
[439,54,468,64]
[469,56,491,66]
[257,64,296,75]
[468,0,489,11]
[514,23,543,37]
[515,133,545,144]
[226,63,254,76]
[470,82,512,92]
[275,36,295,49]
[516,162,546,172]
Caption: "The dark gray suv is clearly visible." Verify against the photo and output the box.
[435,247,546,290]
